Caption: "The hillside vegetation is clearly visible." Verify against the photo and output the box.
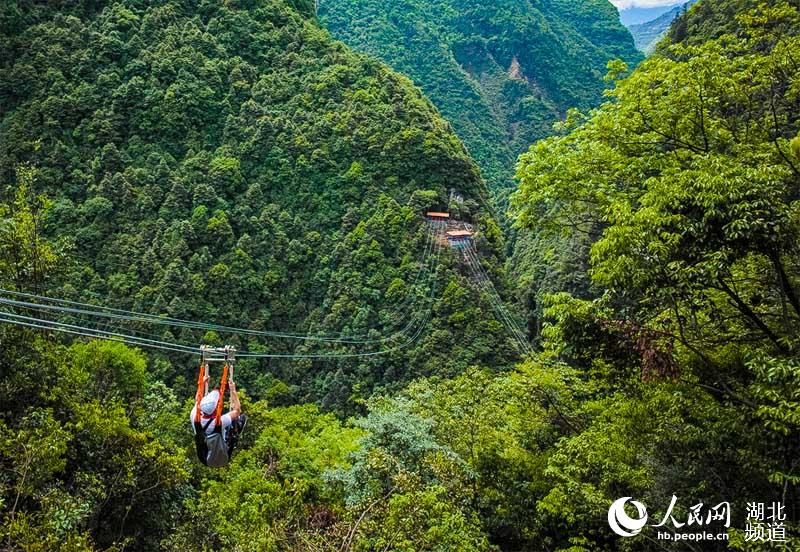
[0,0,523,415]
[510,1,800,546]
[1,0,798,551]
[319,0,641,193]
[667,0,800,43]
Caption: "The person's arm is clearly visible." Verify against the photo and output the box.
[228,380,241,420]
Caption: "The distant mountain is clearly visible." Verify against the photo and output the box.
[618,4,682,26]
[628,0,698,52]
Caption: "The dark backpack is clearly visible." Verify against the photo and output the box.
[194,418,230,468]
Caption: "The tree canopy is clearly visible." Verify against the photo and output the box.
[319,0,642,193]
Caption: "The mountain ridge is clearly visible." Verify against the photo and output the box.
[319,0,642,193]
[628,0,697,52]
[617,3,682,25]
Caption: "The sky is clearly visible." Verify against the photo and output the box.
[610,0,683,8]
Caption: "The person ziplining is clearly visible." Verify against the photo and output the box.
[191,346,247,468]
[0,208,529,472]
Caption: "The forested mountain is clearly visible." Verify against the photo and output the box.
[0,0,524,415]
[319,0,642,193]
[2,0,799,551]
[667,0,800,43]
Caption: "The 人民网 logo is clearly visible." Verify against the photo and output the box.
[608,497,648,537]
[607,496,786,543]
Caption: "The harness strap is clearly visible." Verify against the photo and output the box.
[193,361,206,424]
[193,417,215,432]
[215,363,229,427]
[193,419,209,466]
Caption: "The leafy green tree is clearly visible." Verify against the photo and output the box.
[509,3,800,548]
[0,336,191,551]
[0,164,64,292]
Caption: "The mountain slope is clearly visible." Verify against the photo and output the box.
[318,0,642,193]
[0,0,521,412]
[628,0,697,52]
[617,4,682,25]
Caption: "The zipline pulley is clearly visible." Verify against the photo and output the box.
[200,344,236,377]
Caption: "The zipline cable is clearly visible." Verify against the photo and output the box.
[466,245,531,354]
[463,244,531,355]
[293,218,443,341]
[0,230,446,359]
[0,310,200,354]
[240,228,445,359]
[244,217,442,340]
[0,221,446,345]
[0,316,197,354]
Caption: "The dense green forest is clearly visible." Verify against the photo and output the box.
[318,0,643,339]
[667,0,800,43]
[627,0,697,53]
[319,0,641,194]
[1,0,799,550]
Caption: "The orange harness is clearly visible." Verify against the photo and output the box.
[193,361,229,427]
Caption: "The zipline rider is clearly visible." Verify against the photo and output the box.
[191,351,246,468]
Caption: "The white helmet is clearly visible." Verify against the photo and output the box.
[200,389,220,415]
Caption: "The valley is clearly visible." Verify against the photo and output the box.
[0,1,798,550]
